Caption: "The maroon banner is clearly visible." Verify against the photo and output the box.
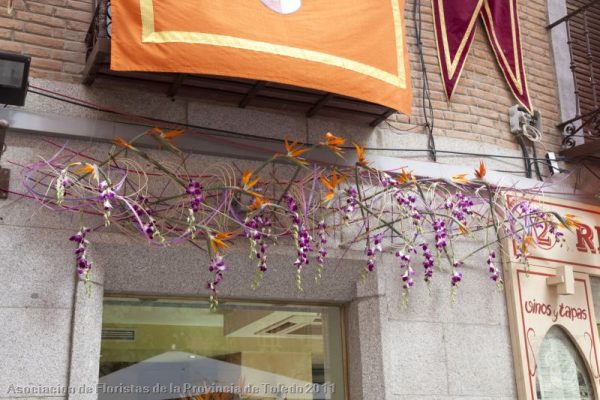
[431,0,532,111]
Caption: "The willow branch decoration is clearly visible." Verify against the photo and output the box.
[22,129,578,309]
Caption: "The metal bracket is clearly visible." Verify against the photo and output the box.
[546,265,575,295]
[0,119,8,200]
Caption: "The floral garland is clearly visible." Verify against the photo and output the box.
[22,129,578,309]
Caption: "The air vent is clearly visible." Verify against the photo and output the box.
[256,315,320,336]
[102,328,135,341]
[266,321,296,334]
[288,324,323,336]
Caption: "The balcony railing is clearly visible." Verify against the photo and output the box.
[82,0,396,126]
[547,0,600,156]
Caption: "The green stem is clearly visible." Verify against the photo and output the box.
[278,165,302,204]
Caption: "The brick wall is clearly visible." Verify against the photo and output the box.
[0,0,563,153]
[395,0,563,152]
[0,0,92,81]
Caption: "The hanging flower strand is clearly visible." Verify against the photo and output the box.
[284,194,312,291]
[23,131,575,310]
[245,214,271,289]
[207,231,233,310]
[69,227,92,282]
[396,247,416,308]
[315,220,328,282]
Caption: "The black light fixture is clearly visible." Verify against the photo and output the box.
[0,51,30,106]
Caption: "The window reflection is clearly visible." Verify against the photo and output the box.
[99,297,345,400]
[535,326,595,400]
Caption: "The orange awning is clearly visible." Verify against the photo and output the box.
[110,0,412,114]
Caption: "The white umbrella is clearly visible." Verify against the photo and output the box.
[99,351,330,400]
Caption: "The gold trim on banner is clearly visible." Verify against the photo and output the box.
[138,0,407,89]
[436,0,484,79]
[482,0,523,94]
[140,0,154,39]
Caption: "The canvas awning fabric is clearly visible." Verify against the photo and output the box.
[432,0,532,112]
[110,0,412,115]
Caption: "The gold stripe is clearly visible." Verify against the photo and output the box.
[513,0,531,110]
[390,0,407,86]
[437,0,484,79]
[138,0,406,89]
[139,0,154,39]
[482,1,522,92]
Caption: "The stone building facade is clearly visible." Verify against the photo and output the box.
[0,0,599,400]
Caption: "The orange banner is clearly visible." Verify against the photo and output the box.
[110,0,412,114]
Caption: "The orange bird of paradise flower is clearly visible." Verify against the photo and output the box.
[112,136,134,150]
[451,173,469,185]
[321,132,345,156]
[354,143,369,167]
[210,231,234,253]
[320,169,346,203]
[161,129,185,140]
[148,128,185,153]
[241,170,265,209]
[149,127,185,142]
[241,170,260,191]
[284,138,309,165]
[521,234,536,254]
[563,213,582,229]
[76,163,99,181]
[248,193,268,211]
[474,161,486,179]
[398,168,415,184]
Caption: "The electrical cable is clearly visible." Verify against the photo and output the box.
[25,88,567,165]
[515,135,533,178]
[413,0,437,162]
[531,142,544,180]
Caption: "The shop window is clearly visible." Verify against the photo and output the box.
[99,297,345,400]
[535,326,595,400]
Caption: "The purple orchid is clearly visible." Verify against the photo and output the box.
[98,180,116,225]
[366,232,384,272]
[450,192,474,228]
[245,215,271,284]
[381,173,396,188]
[315,220,328,281]
[451,261,463,286]
[432,218,447,250]
[284,194,312,290]
[186,180,204,213]
[420,242,434,283]
[69,227,92,279]
[487,250,501,283]
[207,254,228,310]
[396,249,415,289]
[344,187,358,216]
[394,190,422,224]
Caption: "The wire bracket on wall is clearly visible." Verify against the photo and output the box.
[509,105,544,180]
[0,119,9,200]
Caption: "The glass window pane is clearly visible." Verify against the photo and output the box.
[99,297,345,400]
[535,326,595,400]
[0,60,24,88]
